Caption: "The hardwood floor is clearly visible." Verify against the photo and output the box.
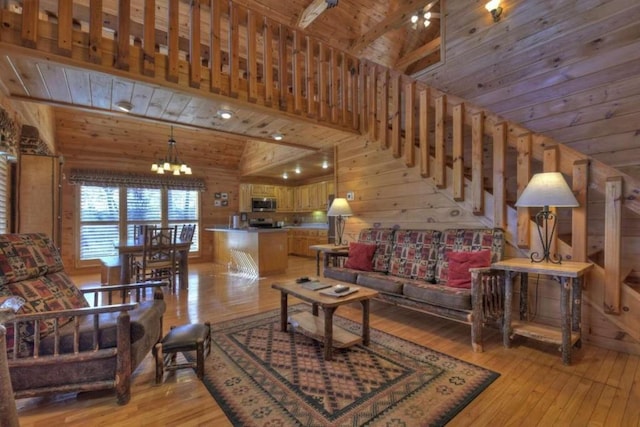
[14,257,640,426]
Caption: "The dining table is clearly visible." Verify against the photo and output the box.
[114,238,193,288]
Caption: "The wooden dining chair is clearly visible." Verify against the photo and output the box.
[136,226,178,290]
[174,224,196,289]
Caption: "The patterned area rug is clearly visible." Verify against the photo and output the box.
[191,305,499,426]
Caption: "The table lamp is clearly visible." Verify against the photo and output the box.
[515,172,579,264]
[328,197,353,246]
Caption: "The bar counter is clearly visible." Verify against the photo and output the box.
[206,227,288,276]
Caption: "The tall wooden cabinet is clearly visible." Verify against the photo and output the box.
[18,155,62,247]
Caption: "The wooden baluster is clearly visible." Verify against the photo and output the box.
[368,64,377,141]
[247,10,258,102]
[263,17,274,107]
[351,57,359,130]
[293,30,303,113]
[21,0,38,48]
[405,81,416,167]
[493,122,507,229]
[452,103,464,200]
[330,48,339,123]
[306,36,316,117]
[572,159,589,262]
[278,24,288,110]
[391,73,401,158]
[318,42,328,120]
[57,0,73,55]
[434,95,446,188]
[189,0,201,88]
[419,88,430,177]
[471,112,484,214]
[341,52,349,126]
[116,0,131,71]
[516,133,532,247]
[89,0,103,64]
[379,69,389,148]
[143,0,156,76]
[210,0,222,93]
[604,176,622,314]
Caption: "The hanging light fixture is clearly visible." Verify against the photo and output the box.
[150,126,192,175]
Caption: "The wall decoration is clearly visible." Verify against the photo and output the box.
[215,200,221,207]
[221,192,228,199]
[215,192,221,199]
[221,200,229,206]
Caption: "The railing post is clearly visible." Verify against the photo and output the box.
[516,133,532,247]
[604,176,622,314]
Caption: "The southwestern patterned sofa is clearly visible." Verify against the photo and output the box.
[0,233,166,405]
[324,228,505,352]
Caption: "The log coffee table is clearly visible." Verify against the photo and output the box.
[271,281,379,361]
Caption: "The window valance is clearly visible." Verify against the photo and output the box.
[69,169,206,191]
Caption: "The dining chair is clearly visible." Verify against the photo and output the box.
[174,224,196,289]
[136,226,178,290]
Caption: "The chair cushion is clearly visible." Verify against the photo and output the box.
[356,228,395,272]
[344,242,377,271]
[387,230,441,281]
[0,233,64,286]
[4,271,90,350]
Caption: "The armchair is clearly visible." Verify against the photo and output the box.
[0,233,166,405]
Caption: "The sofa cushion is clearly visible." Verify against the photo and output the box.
[356,228,395,272]
[0,233,65,286]
[402,281,472,311]
[387,230,441,281]
[446,250,491,288]
[435,228,504,284]
[323,267,359,283]
[344,242,377,271]
[5,271,90,345]
[356,271,405,294]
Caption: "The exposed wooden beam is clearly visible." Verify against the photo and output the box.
[395,37,441,72]
[349,0,438,54]
[297,0,337,30]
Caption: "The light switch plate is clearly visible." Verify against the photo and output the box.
[346,191,355,201]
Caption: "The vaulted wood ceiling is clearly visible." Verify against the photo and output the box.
[1,0,639,181]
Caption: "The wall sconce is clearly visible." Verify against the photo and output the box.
[515,172,579,264]
[485,0,503,22]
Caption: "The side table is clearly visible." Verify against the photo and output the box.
[491,258,593,365]
[308,243,349,276]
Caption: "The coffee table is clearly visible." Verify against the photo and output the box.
[271,281,379,361]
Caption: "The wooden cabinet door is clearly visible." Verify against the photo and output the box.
[314,182,327,209]
[18,155,61,245]
[239,184,252,212]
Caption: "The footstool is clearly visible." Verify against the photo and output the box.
[154,322,211,384]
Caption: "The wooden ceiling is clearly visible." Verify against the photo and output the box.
[2,0,640,181]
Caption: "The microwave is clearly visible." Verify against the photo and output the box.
[252,197,277,212]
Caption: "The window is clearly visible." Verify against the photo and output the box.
[78,185,200,262]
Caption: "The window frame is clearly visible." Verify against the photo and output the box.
[76,184,200,268]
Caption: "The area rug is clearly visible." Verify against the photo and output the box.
[190,305,499,426]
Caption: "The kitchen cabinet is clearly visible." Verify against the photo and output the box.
[239,184,252,212]
[252,184,275,197]
[289,228,328,257]
[276,186,294,212]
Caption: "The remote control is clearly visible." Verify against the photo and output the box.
[334,285,350,293]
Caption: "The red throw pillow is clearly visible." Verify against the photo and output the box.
[344,242,378,271]
[446,250,492,288]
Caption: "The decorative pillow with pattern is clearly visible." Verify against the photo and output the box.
[388,230,441,281]
[435,228,504,284]
[356,228,395,272]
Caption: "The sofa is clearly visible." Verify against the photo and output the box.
[323,228,505,352]
[0,233,166,405]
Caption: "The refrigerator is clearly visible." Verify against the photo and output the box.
[327,194,336,244]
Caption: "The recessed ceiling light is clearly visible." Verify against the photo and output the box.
[282,172,288,179]
[217,109,233,120]
[322,160,329,169]
[115,101,133,112]
[295,166,301,174]
[272,133,284,141]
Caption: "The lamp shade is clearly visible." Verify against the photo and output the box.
[327,198,353,217]
[515,172,579,208]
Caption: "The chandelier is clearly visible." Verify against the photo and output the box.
[150,126,192,175]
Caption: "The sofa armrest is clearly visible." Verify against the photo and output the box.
[469,268,505,352]
[82,280,167,305]
[7,303,138,360]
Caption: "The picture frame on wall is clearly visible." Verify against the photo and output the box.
[221,200,228,206]
[215,192,221,199]
[214,200,221,207]
[221,192,228,199]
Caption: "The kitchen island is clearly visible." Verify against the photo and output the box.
[206,227,288,276]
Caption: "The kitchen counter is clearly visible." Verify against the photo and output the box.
[207,228,288,276]
[205,226,288,233]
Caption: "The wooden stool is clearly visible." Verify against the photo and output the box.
[154,322,211,384]
[100,256,122,286]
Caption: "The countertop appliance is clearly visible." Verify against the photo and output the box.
[252,197,277,212]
